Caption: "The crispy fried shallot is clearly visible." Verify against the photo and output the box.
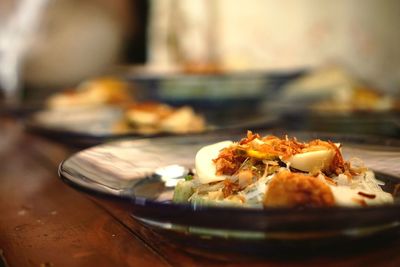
[214,131,347,177]
[358,191,377,199]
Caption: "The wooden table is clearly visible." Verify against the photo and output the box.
[0,117,399,267]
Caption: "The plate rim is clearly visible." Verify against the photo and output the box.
[57,131,400,234]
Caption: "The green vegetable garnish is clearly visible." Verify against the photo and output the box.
[184,174,194,181]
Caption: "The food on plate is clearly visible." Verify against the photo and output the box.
[116,102,205,134]
[263,170,335,207]
[46,77,133,109]
[173,131,393,208]
[281,66,395,112]
[311,86,394,112]
[41,76,206,135]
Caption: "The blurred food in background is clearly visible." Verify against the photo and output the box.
[34,77,206,135]
[279,66,397,113]
[116,102,205,134]
[1,0,399,139]
[46,77,133,110]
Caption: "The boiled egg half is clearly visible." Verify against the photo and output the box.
[195,140,233,184]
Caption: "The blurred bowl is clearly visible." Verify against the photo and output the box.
[124,71,304,110]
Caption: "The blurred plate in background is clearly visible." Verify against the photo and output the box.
[25,105,279,148]
[23,71,303,147]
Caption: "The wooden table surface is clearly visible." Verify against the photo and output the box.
[0,117,399,267]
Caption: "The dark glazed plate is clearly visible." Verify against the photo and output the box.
[59,130,400,246]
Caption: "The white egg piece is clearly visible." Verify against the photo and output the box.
[195,140,233,184]
[329,171,394,206]
[285,149,335,172]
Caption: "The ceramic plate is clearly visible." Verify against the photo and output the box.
[26,106,277,147]
[59,130,400,246]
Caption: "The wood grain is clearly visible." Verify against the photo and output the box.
[0,117,399,267]
[0,118,169,267]
[96,200,400,267]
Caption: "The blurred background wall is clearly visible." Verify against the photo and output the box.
[1,0,399,98]
[0,0,146,97]
[149,0,400,92]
